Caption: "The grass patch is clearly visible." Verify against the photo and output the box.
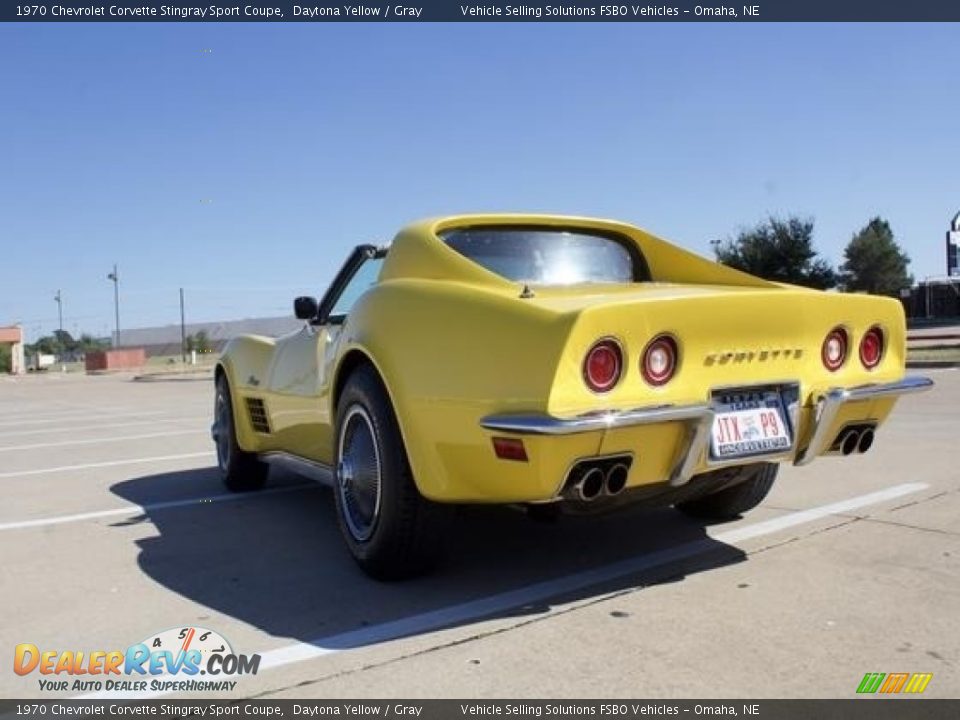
[907,346,960,363]
[137,353,220,375]
[27,353,220,374]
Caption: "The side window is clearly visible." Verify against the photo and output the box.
[329,257,384,320]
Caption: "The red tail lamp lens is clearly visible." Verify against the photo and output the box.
[583,340,623,393]
[860,327,884,369]
[821,328,848,372]
[642,335,678,386]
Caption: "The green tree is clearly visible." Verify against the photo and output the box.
[52,329,76,351]
[839,218,913,296]
[77,334,109,352]
[29,332,106,357]
[30,335,61,356]
[0,344,10,373]
[712,216,837,289]
[194,330,211,353]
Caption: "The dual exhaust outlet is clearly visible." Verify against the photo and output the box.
[565,458,631,502]
[836,426,876,456]
[567,425,876,500]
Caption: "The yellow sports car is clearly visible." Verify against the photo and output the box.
[212,214,932,579]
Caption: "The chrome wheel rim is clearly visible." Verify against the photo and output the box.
[214,389,231,471]
[337,405,382,542]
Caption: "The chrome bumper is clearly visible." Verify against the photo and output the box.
[480,376,933,487]
[481,403,716,487]
[793,376,933,466]
[480,404,712,436]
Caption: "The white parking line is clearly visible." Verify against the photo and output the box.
[0,410,170,429]
[0,430,206,453]
[0,452,214,479]
[79,481,928,699]
[0,483,316,531]
[0,417,209,439]
[0,407,147,421]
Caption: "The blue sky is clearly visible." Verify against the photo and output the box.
[1,23,957,341]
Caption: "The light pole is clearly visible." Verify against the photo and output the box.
[180,287,187,364]
[107,264,120,347]
[54,290,63,337]
[54,290,64,369]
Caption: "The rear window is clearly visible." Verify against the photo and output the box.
[440,227,647,285]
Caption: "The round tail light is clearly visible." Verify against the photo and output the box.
[860,327,884,369]
[583,339,623,393]
[821,327,848,372]
[641,335,678,386]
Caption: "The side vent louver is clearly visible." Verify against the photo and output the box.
[245,397,271,434]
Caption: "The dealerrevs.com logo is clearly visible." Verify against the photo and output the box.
[14,627,260,693]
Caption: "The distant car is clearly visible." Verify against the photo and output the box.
[213,214,932,578]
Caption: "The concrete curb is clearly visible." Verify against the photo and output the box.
[132,371,214,382]
[906,361,960,369]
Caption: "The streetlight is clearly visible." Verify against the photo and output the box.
[180,287,187,364]
[107,264,120,348]
[54,290,64,369]
[53,290,63,337]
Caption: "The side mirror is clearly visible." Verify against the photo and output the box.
[294,296,319,321]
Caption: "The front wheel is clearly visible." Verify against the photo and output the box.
[213,374,268,492]
[675,463,778,520]
[334,366,452,580]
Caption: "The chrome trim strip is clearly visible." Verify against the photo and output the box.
[259,451,334,485]
[844,375,934,401]
[668,410,714,487]
[481,403,715,487]
[794,376,933,466]
[480,403,712,436]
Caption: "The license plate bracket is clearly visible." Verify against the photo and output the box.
[709,385,794,461]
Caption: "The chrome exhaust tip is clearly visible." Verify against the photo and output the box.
[841,430,861,456]
[857,428,875,454]
[573,466,605,501]
[604,463,629,496]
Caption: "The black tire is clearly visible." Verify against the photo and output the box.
[213,374,268,492]
[334,365,452,580]
[675,463,778,520]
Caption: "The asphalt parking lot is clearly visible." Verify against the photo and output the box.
[1,370,957,699]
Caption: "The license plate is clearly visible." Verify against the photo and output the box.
[710,388,792,460]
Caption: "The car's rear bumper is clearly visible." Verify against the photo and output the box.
[481,402,715,488]
[792,375,933,465]
[480,376,933,488]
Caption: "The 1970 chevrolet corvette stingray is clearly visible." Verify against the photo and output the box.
[212,214,932,578]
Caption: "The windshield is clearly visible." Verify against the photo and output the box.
[329,256,384,319]
[440,227,645,285]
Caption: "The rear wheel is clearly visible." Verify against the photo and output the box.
[213,374,268,492]
[334,365,452,580]
[675,463,778,520]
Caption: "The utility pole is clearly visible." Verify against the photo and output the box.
[54,290,64,370]
[54,290,63,337]
[180,288,187,364]
[107,264,120,347]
